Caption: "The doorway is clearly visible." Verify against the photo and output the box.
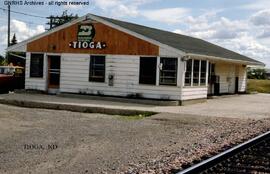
[47,55,61,90]
[235,77,239,94]
[208,63,219,95]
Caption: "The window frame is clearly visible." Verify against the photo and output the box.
[192,59,200,86]
[184,59,208,87]
[200,60,207,86]
[139,57,157,85]
[30,53,44,78]
[89,55,106,83]
[184,59,193,86]
[159,57,178,86]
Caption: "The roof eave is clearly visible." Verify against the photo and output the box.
[187,53,265,66]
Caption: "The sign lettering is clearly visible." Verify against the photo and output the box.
[69,41,107,49]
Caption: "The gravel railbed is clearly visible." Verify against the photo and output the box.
[125,117,270,174]
[0,104,269,174]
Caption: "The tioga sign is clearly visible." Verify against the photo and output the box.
[69,41,107,49]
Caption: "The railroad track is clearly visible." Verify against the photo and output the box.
[177,131,270,174]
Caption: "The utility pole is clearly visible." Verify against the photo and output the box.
[46,15,53,30]
[7,4,11,47]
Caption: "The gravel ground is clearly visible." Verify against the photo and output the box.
[154,93,270,119]
[1,93,270,119]
[0,104,269,174]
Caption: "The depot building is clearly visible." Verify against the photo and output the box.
[7,13,264,104]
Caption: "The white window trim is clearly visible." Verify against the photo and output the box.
[177,57,181,87]
[156,57,160,86]
[29,53,45,79]
[191,59,194,86]
[206,60,209,87]
[159,57,178,86]
[184,59,208,87]
[89,55,106,83]
[199,60,201,86]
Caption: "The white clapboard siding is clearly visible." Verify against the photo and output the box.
[60,54,182,100]
[215,63,247,94]
[215,63,231,93]
[238,66,247,92]
[181,87,208,100]
[227,65,236,93]
[25,52,47,91]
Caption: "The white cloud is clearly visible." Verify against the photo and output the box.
[250,9,270,26]
[10,19,45,41]
[141,8,190,24]
[0,20,45,55]
[257,28,270,38]
[173,11,270,67]
[93,0,154,18]
[178,15,248,40]
[239,0,270,10]
[94,0,119,10]
[213,35,270,66]
[95,1,191,25]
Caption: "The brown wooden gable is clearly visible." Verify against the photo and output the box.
[27,21,159,56]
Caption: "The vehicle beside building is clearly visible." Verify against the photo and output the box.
[6,13,264,104]
[0,66,25,93]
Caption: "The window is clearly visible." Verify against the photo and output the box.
[184,59,208,87]
[184,59,192,86]
[160,58,177,86]
[139,57,157,85]
[89,56,105,82]
[193,60,200,86]
[200,60,207,85]
[30,53,44,78]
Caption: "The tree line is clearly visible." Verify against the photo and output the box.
[247,68,269,80]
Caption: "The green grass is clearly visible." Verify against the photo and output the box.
[247,79,270,93]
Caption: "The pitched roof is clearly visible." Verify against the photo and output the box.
[7,13,264,65]
[95,15,264,65]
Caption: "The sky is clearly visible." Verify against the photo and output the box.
[0,0,270,67]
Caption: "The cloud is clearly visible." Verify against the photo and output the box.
[177,14,248,40]
[94,1,191,25]
[239,0,270,10]
[93,0,154,18]
[94,0,119,10]
[10,19,45,41]
[141,8,190,24]
[173,11,270,67]
[213,34,270,65]
[257,28,270,38]
[0,19,45,55]
[250,9,270,26]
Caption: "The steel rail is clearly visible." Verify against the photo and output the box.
[177,130,270,174]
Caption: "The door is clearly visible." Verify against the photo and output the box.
[235,77,239,94]
[48,56,61,89]
[208,63,215,95]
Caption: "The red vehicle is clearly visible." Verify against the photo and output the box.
[0,66,25,93]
